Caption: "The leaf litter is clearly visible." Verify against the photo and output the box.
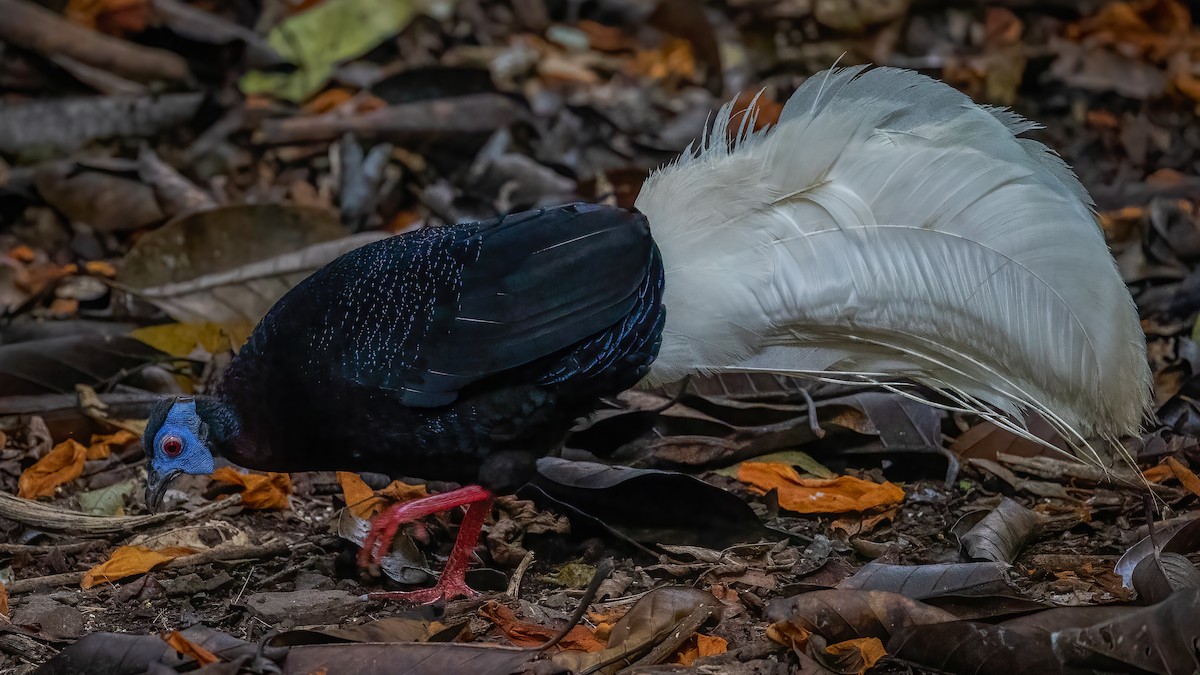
[4,0,1200,673]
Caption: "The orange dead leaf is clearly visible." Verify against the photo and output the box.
[9,245,35,263]
[1143,462,1175,483]
[84,260,118,278]
[16,431,137,499]
[738,463,905,514]
[388,209,424,233]
[825,637,887,675]
[0,580,8,617]
[82,545,195,589]
[89,430,138,458]
[480,601,605,652]
[576,20,633,51]
[212,467,292,509]
[304,88,354,113]
[19,439,89,500]
[632,38,697,82]
[1146,167,1188,187]
[766,621,811,650]
[674,633,728,666]
[1086,109,1121,130]
[163,631,219,666]
[66,0,149,35]
[48,298,79,317]
[1166,457,1200,498]
[336,471,427,519]
[303,88,386,115]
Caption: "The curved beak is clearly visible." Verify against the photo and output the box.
[145,467,182,513]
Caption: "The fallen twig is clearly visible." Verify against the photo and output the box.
[0,492,242,536]
[0,0,189,83]
[254,94,522,145]
[0,94,204,156]
[996,452,1156,489]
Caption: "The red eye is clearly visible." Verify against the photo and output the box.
[162,436,183,458]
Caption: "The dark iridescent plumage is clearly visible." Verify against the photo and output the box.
[194,203,665,491]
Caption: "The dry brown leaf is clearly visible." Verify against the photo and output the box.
[81,545,196,589]
[674,633,728,666]
[18,429,137,499]
[89,430,138,457]
[1166,457,1200,497]
[48,298,79,317]
[66,0,150,35]
[212,467,292,509]
[1144,462,1176,483]
[336,471,427,519]
[738,463,905,514]
[18,439,89,500]
[825,637,887,675]
[0,580,8,617]
[766,621,812,651]
[832,508,898,538]
[631,38,696,82]
[163,630,219,666]
[577,20,634,51]
[303,88,387,115]
[9,245,35,263]
[480,601,605,652]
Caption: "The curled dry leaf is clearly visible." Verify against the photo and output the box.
[1131,552,1200,603]
[162,631,219,666]
[957,497,1046,563]
[272,616,455,646]
[889,589,1200,675]
[737,462,905,514]
[336,471,427,519]
[36,624,285,673]
[837,561,1018,601]
[766,589,957,646]
[479,600,605,652]
[211,467,291,509]
[531,457,768,548]
[17,431,136,499]
[81,545,196,589]
[553,586,722,674]
[1115,516,1200,588]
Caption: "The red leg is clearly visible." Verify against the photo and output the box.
[357,485,494,604]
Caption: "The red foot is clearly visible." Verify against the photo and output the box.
[357,485,493,604]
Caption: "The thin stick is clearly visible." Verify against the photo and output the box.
[506,550,535,598]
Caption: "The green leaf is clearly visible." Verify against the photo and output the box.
[541,562,595,589]
[79,480,137,517]
[240,0,458,102]
[714,450,833,479]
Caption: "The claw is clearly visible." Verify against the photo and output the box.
[355,485,493,605]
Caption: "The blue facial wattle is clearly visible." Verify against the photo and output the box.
[151,400,214,476]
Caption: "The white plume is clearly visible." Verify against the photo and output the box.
[636,65,1150,461]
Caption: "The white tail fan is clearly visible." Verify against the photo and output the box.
[636,65,1151,465]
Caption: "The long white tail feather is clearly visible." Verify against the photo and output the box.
[636,65,1151,463]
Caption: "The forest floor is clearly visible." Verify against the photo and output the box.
[3,0,1200,673]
